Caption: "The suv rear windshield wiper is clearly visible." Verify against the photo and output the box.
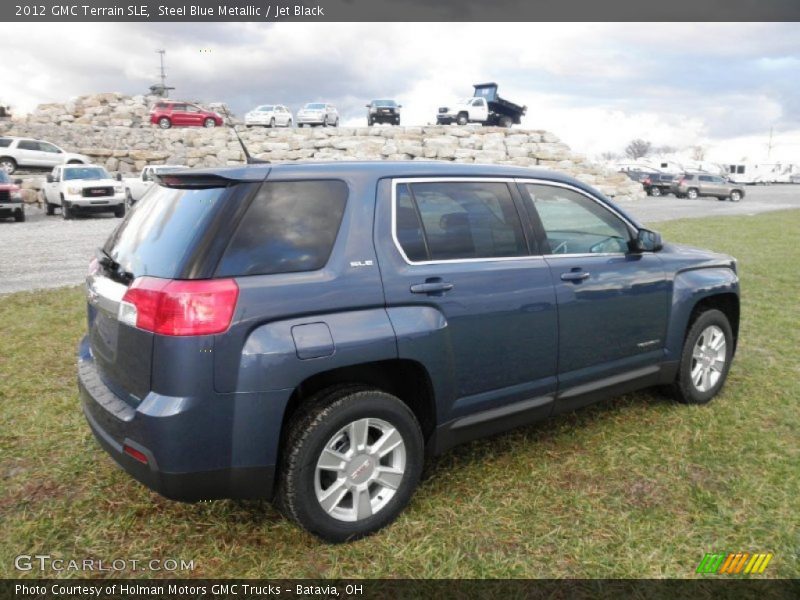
[96,247,134,285]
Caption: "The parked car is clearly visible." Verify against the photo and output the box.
[0,136,89,175]
[79,161,740,543]
[42,164,126,219]
[149,101,223,129]
[0,170,24,222]
[641,173,676,196]
[437,82,526,127]
[366,100,401,126]
[122,165,188,208]
[244,105,293,128]
[672,173,745,201]
[621,170,655,183]
[296,103,339,127]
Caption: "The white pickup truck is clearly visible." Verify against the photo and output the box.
[123,164,187,207]
[42,164,127,219]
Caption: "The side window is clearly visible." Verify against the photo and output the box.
[395,184,428,262]
[699,175,712,182]
[737,166,745,174]
[0,138,12,148]
[18,140,39,151]
[38,142,61,153]
[396,181,527,261]
[216,180,348,277]
[524,184,631,255]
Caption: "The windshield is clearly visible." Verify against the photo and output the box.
[255,105,274,112]
[373,100,397,107]
[63,167,109,181]
[305,103,326,110]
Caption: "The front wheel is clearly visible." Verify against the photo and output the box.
[269,118,276,128]
[456,113,469,126]
[0,157,17,174]
[649,186,662,197]
[730,190,742,202]
[14,210,25,222]
[673,309,734,404]
[114,204,125,218]
[61,200,73,220]
[276,387,424,543]
[204,118,216,128]
[158,117,171,129]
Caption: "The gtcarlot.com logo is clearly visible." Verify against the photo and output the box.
[696,552,773,575]
[14,554,195,573]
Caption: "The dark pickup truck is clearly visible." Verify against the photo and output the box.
[437,82,527,127]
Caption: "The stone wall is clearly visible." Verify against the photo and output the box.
[3,94,643,200]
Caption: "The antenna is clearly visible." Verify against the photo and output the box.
[156,49,166,90]
[221,106,269,164]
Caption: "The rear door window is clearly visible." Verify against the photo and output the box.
[216,180,348,277]
[395,180,527,262]
[0,138,11,148]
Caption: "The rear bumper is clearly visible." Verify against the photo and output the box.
[78,336,287,502]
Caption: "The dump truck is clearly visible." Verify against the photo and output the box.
[436,82,526,127]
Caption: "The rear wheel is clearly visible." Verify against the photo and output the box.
[269,117,276,128]
[276,387,424,543]
[686,188,699,200]
[649,186,662,197]
[0,157,16,174]
[498,116,513,128]
[204,118,216,128]
[158,117,171,129]
[730,190,742,202]
[673,309,734,405]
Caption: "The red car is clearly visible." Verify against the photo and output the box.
[149,101,223,129]
[0,169,24,222]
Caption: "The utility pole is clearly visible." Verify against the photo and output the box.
[149,49,174,97]
[767,127,773,159]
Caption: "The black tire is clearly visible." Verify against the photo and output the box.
[333,118,339,127]
[14,209,25,222]
[717,196,727,201]
[649,187,662,197]
[46,202,55,216]
[395,119,401,126]
[114,204,125,218]
[269,118,276,128]
[276,386,424,543]
[62,200,72,220]
[456,113,469,126]
[125,191,134,210]
[204,118,216,128]
[368,118,374,126]
[686,188,699,200]
[673,309,734,405]
[0,157,17,174]
[498,116,513,128]
[730,190,742,202]
[158,117,171,129]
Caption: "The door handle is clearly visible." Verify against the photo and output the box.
[410,281,454,294]
[560,271,590,282]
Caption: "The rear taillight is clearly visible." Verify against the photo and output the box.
[118,277,239,336]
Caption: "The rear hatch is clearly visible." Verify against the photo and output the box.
[86,178,256,406]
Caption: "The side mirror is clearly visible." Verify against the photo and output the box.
[116,172,123,181]
[398,104,403,108]
[631,228,663,253]
[365,104,370,108]
[46,174,54,183]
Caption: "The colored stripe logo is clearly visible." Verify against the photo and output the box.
[697,552,773,574]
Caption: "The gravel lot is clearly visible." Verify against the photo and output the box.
[1,185,798,295]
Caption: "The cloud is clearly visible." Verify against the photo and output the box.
[1,22,798,159]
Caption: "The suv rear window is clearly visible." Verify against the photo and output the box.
[215,180,348,277]
[0,138,11,148]
[104,186,229,279]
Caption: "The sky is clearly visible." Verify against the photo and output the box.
[1,22,799,162]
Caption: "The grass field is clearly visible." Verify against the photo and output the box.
[1,210,798,579]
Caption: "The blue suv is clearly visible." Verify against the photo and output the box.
[79,162,739,542]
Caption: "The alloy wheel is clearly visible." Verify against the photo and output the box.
[314,417,406,522]
[690,325,727,392]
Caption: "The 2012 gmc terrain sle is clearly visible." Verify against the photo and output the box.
[79,162,739,542]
